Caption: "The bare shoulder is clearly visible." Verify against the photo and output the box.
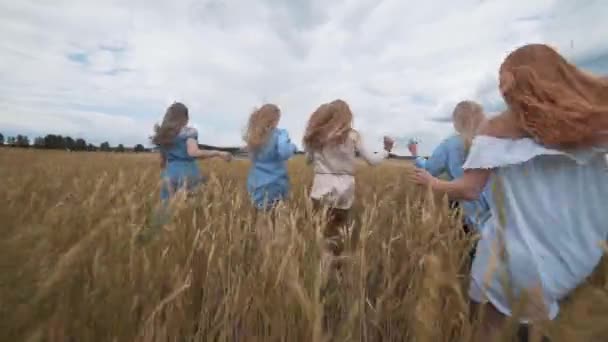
[478,111,526,139]
[476,119,492,136]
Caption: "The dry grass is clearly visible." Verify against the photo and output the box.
[1,148,607,342]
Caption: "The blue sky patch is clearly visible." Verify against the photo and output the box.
[579,54,608,75]
[101,67,132,76]
[67,52,89,65]
[99,44,126,53]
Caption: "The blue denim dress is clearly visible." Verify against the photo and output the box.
[247,128,297,210]
[415,135,492,229]
[160,127,203,201]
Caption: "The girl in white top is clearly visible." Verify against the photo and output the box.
[412,44,608,341]
[303,100,394,256]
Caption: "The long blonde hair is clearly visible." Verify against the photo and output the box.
[484,43,608,148]
[151,102,189,147]
[303,99,353,151]
[452,100,485,152]
[243,103,281,152]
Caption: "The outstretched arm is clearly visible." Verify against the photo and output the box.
[411,168,491,201]
[186,139,232,161]
[355,132,389,166]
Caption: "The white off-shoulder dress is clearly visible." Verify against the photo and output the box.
[306,130,388,209]
[463,136,608,321]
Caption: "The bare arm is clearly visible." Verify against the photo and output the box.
[478,111,528,140]
[186,139,231,160]
[160,151,166,169]
[355,132,389,166]
[412,168,491,201]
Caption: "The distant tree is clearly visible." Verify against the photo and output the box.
[6,136,16,146]
[15,135,30,148]
[43,135,54,149]
[33,137,45,148]
[87,143,97,152]
[0,133,4,145]
[74,138,87,151]
[116,144,125,153]
[134,144,146,153]
[64,136,75,151]
[43,134,64,149]
[100,142,111,152]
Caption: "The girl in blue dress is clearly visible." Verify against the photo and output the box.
[243,103,297,211]
[152,102,232,202]
[412,44,608,341]
[409,100,492,261]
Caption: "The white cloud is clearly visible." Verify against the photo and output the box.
[0,0,606,154]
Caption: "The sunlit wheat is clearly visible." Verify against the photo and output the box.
[0,149,606,341]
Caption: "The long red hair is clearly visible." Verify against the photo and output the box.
[484,44,608,148]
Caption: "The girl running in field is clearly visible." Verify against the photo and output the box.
[152,102,232,202]
[244,104,297,210]
[303,99,394,256]
[412,44,608,341]
[409,100,492,262]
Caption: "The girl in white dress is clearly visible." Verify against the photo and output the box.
[303,100,394,256]
[412,44,608,341]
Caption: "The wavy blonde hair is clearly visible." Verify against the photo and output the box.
[452,100,485,152]
[243,103,281,152]
[303,99,353,151]
[485,43,608,148]
[151,102,189,147]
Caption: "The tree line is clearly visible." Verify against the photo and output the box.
[0,132,147,153]
[0,132,414,159]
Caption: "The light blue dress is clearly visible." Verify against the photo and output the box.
[415,135,492,228]
[464,135,608,321]
[247,128,297,210]
[159,127,203,201]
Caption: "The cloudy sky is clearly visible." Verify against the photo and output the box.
[1,0,607,155]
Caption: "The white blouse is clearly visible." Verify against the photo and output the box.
[464,136,608,322]
[305,130,388,209]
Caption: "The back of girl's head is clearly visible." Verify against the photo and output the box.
[453,101,485,133]
[497,43,608,148]
[151,102,189,147]
[243,103,281,152]
[452,100,485,151]
[303,99,353,150]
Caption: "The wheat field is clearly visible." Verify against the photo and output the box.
[1,148,607,342]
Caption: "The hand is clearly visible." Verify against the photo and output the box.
[383,136,394,152]
[410,168,434,187]
[219,151,233,162]
[407,142,418,156]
